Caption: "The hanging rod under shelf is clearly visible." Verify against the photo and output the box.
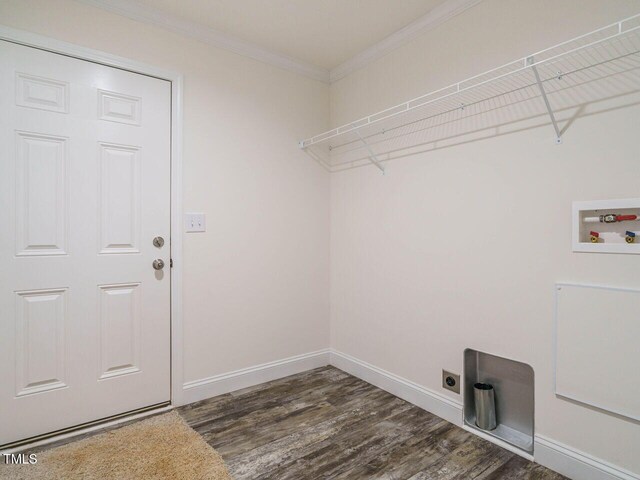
[299,13,640,173]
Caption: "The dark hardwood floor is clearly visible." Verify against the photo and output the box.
[178,366,565,479]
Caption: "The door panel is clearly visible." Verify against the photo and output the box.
[15,131,68,256]
[99,143,141,254]
[98,282,141,380]
[14,288,68,397]
[0,41,171,445]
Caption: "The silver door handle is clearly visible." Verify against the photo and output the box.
[153,259,165,270]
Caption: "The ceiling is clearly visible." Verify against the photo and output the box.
[134,0,447,70]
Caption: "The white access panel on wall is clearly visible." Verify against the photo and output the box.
[555,283,640,421]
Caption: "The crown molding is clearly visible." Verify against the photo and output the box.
[75,0,482,85]
[75,0,331,83]
[329,0,483,82]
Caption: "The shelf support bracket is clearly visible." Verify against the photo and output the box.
[528,56,562,144]
[356,131,385,174]
[299,141,332,172]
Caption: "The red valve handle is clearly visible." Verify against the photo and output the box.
[616,215,637,222]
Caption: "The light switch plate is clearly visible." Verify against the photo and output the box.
[184,213,206,232]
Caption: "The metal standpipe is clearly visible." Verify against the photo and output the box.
[474,383,497,431]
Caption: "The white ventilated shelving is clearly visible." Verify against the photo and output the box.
[300,14,640,173]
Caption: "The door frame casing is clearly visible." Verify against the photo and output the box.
[0,25,186,406]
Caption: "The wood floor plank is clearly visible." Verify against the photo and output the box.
[479,455,567,480]
[219,387,403,460]
[404,433,515,480]
[333,421,463,479]
[231,397,413,479]
[266,404,439,480]
[180,367,354,430]
[177,366,566,480]
[199,381,393,458]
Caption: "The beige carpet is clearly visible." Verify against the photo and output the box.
[1,411,233,480]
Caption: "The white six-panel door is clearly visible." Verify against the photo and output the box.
[0,41,171,446]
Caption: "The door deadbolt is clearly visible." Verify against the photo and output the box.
[152,259,165,270]
[153,236,165,248]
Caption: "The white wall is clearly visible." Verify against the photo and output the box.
[3,0,639,474]
[330,0,640,474]
[0,0,330,386]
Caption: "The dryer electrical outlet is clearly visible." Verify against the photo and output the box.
[442,370,460,394]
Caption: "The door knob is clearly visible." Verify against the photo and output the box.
[153,259,165,270]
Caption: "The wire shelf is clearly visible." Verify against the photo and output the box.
[300,14,640,173]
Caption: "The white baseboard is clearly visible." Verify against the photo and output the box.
[181,349,331,405]
[329,349,463,427]
[6,348,635,480]
[180,348,638,480]
[535,435,639,480]
[329,350,638,479]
